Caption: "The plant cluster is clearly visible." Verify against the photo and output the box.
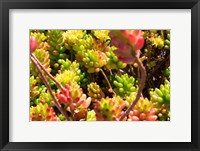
[30,30,170,121]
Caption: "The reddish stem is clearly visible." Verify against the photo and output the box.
[118,55,146,121]
[100,69,116,95]
[31,56,70,121]
[31,53,65,92]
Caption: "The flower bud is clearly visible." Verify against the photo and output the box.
[30,36,37,53]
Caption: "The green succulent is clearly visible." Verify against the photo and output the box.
[113,74,137,98]
[150,80,170,121]
[106,46,127,69]
[86,110,96,121]
[46,30,68,74]
[58,59,81,75]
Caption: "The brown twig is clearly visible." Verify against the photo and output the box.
[30,56,70,121]
[31,53,65,92]
[109,69,113,76]
[118,55,146,121]
[129,64,135,77]
[100,69,116,95]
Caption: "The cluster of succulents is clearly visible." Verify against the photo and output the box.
[30,103,59,121]
[105,47,127,69]
[127,97,158,121]
[76,49,107,73]
[46,30,68,74]
[94,96,126,121]
[30,30,170,121]
[30,48,51,81]
[150,80,170,121]
[30,76,40,101]
[113,74,137,98]
[87,82,104,101]
[56,83,91,117]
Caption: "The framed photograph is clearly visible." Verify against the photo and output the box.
[1,0,200,151]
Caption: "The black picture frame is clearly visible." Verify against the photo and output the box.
[0,0,200,151]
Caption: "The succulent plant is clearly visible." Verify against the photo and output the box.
[127,97,157,121]
[164,67,170,79]
[58,114,66,121]
[94,96,126,121]
[87,82,104,100]
[46,30,68,74]
[57,59,81,75]
[62,30,86,46]
[35,88,54,107]
[30,31,49,50]
[79,71,90,91]
[105,46,127,69]
[150,80,170,121]
[30,30,170,122]
[71,33,94,52]
[113,74,137,98]
[30,76,40,102]
[30,103,59,121]
[76,49,107,73]
[154,103,170,121]
[30,49,51,81]
[56,83,91,112]
[150,80,170,106]
[87,110,96,121]
[92,30,110,42]
[164,30,170,50]
[55,70,80,86]
[149,36,164,49]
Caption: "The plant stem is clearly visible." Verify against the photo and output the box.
[100,69,115,95]
[31,56,70,121]
[129,64,135,77]
[109,69,113,76]
[31,53,65,92]
[118,55,146,121]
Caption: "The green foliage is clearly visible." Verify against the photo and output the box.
[150,80,170,121]
[46,30,68,74]
[113,74,137,98]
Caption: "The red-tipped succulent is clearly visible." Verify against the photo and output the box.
[30,103,59,121]
[94,96,126,121]
[109,30,144,64]
[127,97,158,121]
[56,84,91,112]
